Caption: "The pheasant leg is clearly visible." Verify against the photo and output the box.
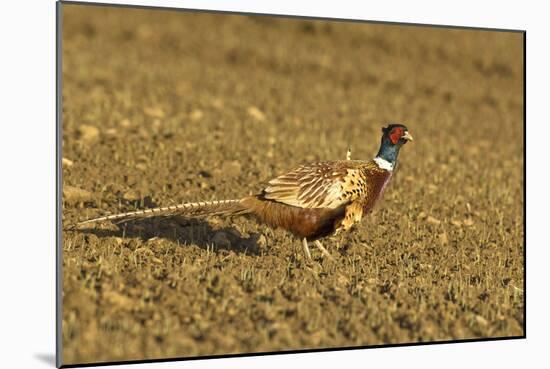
[314,240,335,260]
[302,238,312,262]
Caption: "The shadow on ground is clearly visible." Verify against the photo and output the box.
[75,216,264,256]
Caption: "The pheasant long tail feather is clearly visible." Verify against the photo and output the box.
[75,199,250,227]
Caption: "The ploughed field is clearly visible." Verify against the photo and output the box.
[61,5,524,365]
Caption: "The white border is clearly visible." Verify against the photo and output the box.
[2,0,547,368]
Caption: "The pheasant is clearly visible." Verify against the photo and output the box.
[75,124,413,261]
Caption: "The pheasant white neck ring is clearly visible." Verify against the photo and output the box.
[373,157,394,171]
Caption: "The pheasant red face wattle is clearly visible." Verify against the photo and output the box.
[389,127,404,144]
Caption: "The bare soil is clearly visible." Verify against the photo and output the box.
[61,4,524,365]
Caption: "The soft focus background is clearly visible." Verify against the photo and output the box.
[61,4,524,365]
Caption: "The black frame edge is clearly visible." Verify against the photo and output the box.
[60,336,525,368]
[56,1,64,368]
[58,0,526,34]
[522,30,526,339]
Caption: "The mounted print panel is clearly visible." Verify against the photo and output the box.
[58,1,525,367]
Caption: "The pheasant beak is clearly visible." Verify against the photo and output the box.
[402,131,414,142]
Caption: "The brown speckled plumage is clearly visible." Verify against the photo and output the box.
[247,160,393,240]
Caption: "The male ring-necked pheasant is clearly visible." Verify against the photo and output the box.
[76,124,413,261]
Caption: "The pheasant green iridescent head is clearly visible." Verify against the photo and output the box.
[375,123,413,169]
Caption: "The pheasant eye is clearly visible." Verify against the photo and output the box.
[389,127,403,144]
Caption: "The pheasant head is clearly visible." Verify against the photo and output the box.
[374,123,413,170]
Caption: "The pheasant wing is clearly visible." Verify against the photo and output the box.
[262,160,363,209]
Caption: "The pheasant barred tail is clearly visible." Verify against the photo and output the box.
[74,199,250,227]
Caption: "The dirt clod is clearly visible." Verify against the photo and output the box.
[221,160,242,177]
[76,124,100,142]
[63,185,93,205]
[247,106,266,122]
[122,189,140,202]
[426,216,441,225]
[143,106,165,119]
[62,157,74,167]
